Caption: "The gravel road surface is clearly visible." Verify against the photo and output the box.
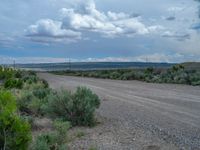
[38,73,200,150]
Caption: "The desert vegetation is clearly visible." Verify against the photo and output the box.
[52,64,200,86]
[0,67,100,149]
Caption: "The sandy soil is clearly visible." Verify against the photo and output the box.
[38,73,200,150]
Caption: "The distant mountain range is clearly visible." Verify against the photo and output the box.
[13,62,176,71]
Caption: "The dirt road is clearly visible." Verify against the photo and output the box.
[38,73,200,150]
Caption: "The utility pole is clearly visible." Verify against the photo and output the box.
[13,60,16,70]
[69,57,71,70]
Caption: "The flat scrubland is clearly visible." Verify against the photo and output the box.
[39,72,200,150]
[0,67,100,150]
[51,64,200,86]
[1,63,200,150]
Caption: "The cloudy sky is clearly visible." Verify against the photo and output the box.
[0,0,200,64]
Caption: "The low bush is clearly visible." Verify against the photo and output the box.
[53,120,71,143]
[32,134,69,150]
[46,87,100,126]
[76,131,85,138]
[17,88,51,116]
[40,79,49,88]
[21,115,35,129]
[4,78,23,89]
[89,146,97,150]
[31,120,70,150]
[28,71,36,76]
[22,75,38,84]
[0,91,31,150]
[14,71,23,78]
[32,88,51,99]
[31,132,57,150]
[0,68,15,80]
[189,71,200,85]
[17,91,35,115]
[120,71,135,80]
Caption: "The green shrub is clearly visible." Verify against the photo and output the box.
[31,133,69,150]
[120,71,135,80]
[108,71,117,79]
[0,70,6,80]
[17,91,35,115]
[0,68,15,80]
[134,71,145,80]
[14,71,22,78]
[4,71,14,80]
[171,64,184,73]
[89,146,97,150]
[31,138,49,150]
[22,75,38,84]
[28,71,36,76]
[151,75,162,83]
[31,132,57,150]
[76,131,85,138]
[28,97,44,115]
[4,78,23,89]
[189,71,200,85]
[145,67,154,75]
[58,144,68,150]
[40,79,49,88]
[17,89,51,116]
[31,120,70,150]
[46,87,100,126]
[53,120,71,143]
[22,72,48,88]
[191,80,200,86]
[21,115,35,129]
[44,89,73,119]
[33,88,51,99]
[0,91,31,150]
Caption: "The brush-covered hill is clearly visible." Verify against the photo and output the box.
[181,62,200,70]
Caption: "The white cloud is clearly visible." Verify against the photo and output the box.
[24,0,171,41]
[0,34,24,49]
[178,32,200,55]
[107,11,130,21]
[0,34,15,47]
[132,53,182,63]
[162,31,190,41]
[0,55,171,64]
[0,55,67,64]
[26,19,81,43]
[82,53,198,63]
[1,52,199,65]
[147,25,165,33]
[60,0,161,38]
[167,6,184,12]
[85,54,170,63]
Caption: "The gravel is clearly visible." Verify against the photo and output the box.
[38,73,200,150]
